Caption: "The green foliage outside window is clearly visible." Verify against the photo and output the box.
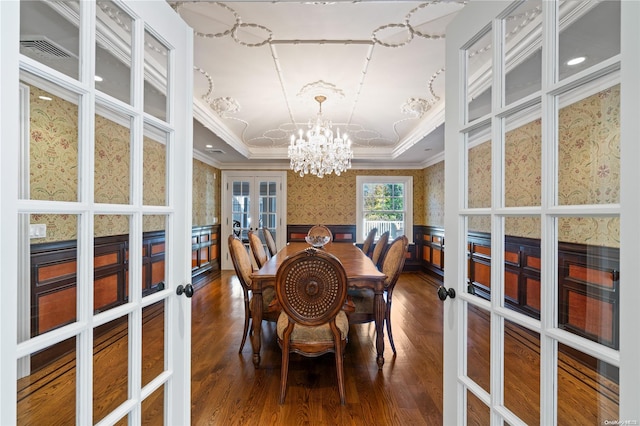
[363,183,405,221]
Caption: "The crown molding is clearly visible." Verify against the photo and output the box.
[193,97,250,158]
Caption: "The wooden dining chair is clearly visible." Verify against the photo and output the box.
[307,224,333,241]
[228,235,280,352]
[262,227,277,257]
[347,234,409,354]
[361,227,377,257]
[248,230,268,269]
[370,230,389,269]
[275,247,349,405]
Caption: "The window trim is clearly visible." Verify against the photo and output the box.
[356,175,413,244]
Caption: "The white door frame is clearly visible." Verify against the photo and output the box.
[0,1,193,424]
[444,1,639,424]
[221,170,287,270]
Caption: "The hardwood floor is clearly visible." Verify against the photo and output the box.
[17,269,619,425]
[191,271,444,425]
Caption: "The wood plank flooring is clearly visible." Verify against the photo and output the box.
[190,271,444,425]
[17,269,619,425]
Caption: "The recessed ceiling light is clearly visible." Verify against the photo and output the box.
[567,56,586,66]
[205,144,213,148]
[38,95,52,101]
[94,75,103,82]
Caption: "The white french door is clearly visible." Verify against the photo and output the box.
[221,171,287,269]
[1,1,193,424]
[444,1,639,425]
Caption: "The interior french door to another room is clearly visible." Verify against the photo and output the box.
[1,1,194,424]
[222,171,286,270]
[443,1,639,424]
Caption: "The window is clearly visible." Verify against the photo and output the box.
[356,176,413,244]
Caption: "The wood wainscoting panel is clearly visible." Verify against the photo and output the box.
[94,252,118,268]
[526,278,541,311]
[415,226,618,348]
[567,290,614,345]
[151,242,165,255]
[94,275,119,311]
[192,249,198,269]
[30,225,221,371]
[37,260,76,283]
[151,260,165,287]
[286,224,356,243]
[37,286,76,334]
[505,270,519,302]
[568,264,615,289]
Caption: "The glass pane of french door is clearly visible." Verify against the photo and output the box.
[258,179,279,251]
[445,1,625,424]
[10,1,193,424]
[224,172,285,269]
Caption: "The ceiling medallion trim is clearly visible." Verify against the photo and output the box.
[297,80,345,99]
[232,22,273,47]
[401,98,434,118]
[194,66,214,103]
[371,23,414,48]
[427,67,444,102]
[405,1,467,40]
[173,2,240,39]
[211,97,241,117]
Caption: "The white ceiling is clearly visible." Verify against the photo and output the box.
[173,1,466,169]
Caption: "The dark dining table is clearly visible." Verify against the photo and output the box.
[250,241,388,369]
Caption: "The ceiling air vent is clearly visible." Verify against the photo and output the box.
[20,36,77,60]
[205,148,225,154]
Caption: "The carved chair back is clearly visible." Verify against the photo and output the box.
[362,227,377,257]
[248,230,268,269]
[262,227,278,257]
[275,247,349,404]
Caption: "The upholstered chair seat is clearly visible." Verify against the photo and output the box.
[277,310,349,344]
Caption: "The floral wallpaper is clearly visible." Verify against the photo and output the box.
[94,114,130,204]
[425,161,444,227]
[558,85,620,205]
[28,85,218,243]
[505,118,541,207]
[468,140,492,209]
[142,138,166,207]
[29,86,79,203]
[193,159,220,226]
[26,81,619,248]
[287,169,425,226]
[453,85,620,247]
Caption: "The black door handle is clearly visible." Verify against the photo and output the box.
[176,283,194,298]
[437,286,456,301]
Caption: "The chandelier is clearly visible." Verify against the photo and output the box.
[288,95,353,178]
